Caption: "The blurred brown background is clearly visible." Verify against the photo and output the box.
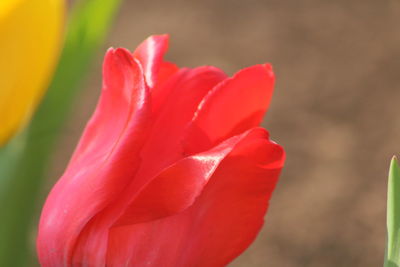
[51,0,400,266]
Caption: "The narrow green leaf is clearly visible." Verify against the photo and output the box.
[0,0,122,266]
[385,156,400,267]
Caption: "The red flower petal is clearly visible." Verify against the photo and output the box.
[150,61,180,113]
[37,35,285,267]
[185,64,275,154]
[106,128,284,267]
[114,128,259,226]
[133,34,177,88]
[132,34,183,119]
[137,66,227,181]
[37,48,150,266]
[61,66,227,266]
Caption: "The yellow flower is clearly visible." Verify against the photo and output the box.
[0,0,64,145]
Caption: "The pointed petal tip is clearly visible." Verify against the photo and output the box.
[133,34,171,88]
[273,143,286,168]
[114,47,133,57]
[262,63,275,78]
[104,47,135,71]
[262,63,273,70]
[106,47,133,56]
[228,63,275,83]
[143,34,170,48]
[150,33,169,40]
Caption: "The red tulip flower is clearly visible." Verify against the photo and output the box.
[37,35,285,267]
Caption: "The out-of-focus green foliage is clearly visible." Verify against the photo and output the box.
[0,0,122,266]
[385,156,400,267]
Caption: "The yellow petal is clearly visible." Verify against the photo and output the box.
[0,0,64,145]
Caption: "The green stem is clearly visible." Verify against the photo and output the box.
[385,156,400,267]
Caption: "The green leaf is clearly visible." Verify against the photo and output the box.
[0,0,122,266]
[385,156,400,267]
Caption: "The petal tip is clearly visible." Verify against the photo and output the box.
[262,63,275,78]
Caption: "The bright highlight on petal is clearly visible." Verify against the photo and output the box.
[0,0,64,145]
